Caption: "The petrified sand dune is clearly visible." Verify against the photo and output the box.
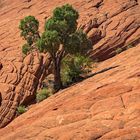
[0,0,140,138]
[0,43,140,139]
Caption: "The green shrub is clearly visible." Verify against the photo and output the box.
[61,54,92,86]
[126,44,133,49]
[36,88,52,103]
[17,105,27,115]
[115,47,123,54]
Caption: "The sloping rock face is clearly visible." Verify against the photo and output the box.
[0,0,140,129]
[84,0,140,60]
[0,51,51,127]
[0,0,53,127]
[0,43,140,140]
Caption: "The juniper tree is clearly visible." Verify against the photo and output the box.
[19,4,92,91]
[19,15,40,54]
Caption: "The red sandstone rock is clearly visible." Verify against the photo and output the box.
[0,43,140,139]
[0,0,140,138]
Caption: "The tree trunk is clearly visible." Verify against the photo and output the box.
[53,58,62,91]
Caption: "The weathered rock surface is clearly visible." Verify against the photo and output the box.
[0,51,51,127]
[84,0,140,60]
[0,0,140,131]
[59,0,140,61]
[0,43,140,140]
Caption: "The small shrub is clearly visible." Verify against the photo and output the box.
[61,54,92,86]
[115,47,123,54]
[36,88,52,103]
[17,105,27,115]
[126,44,133,49]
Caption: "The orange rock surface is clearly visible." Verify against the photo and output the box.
[0,43,140,139]
[0,0,140,139]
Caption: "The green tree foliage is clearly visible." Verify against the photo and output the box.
[19,15,40,52]
[19,4,92,91]
[22,43,31,55]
